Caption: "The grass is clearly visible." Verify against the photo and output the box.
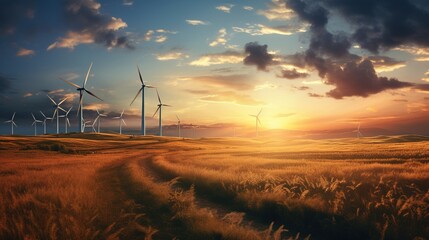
[0,134,428,239]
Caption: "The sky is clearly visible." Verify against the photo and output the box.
[1,0,429,136]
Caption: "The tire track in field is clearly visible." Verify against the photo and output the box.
[138,152,271,232]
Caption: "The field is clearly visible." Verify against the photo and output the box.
[0,134,428,240]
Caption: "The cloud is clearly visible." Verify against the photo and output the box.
[143,29,177,43]
[155,51,189,61]
[122,0,133,6]
[16,48,35,57]
[308,93,324,98]
[232,23,306,36]
[257,0,295,21]
[367,56,406,73]
[188,74,254,91]
[60,72,79,81]
[216,4,234,13]
[276,113,296,118]
[48,0,132,50]
[144,30,154,41]
[0,75,12,93]
[281,0,416,99]
[393,99,408,103]
[186,20,209,25]
[293,86,310,91]
[277,68,309,79]
[243,6,254,11]
[209,28,228,47]
[243,42,274,71]
[395,46,429,62]
[190,51,243,66]
[186,89,263,106]
[325,59,412,99]
[23,92,33,97]
[0,0,35,35]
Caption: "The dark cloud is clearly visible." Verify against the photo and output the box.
[278,68,309,79]
[0,0,35,35]
[243,42,274,71]
[0,75,12,93]
[48,0,133,50]
[283,0,416,99]
[325,59,412,99]
[413,84,429,91]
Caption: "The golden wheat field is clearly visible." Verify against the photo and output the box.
[0,134,428,240]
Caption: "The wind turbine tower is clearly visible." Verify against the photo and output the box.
[40,111,52,134]
[152,89,171,136]
[94,109,107,133]
[62,63,103,133]
[130,66,154,135]
[176,115,181,137]
[249,109,262,137]
[113,110,126,135]
[4,112,17,135]
[59,107,73,134]
[31,113,42,136]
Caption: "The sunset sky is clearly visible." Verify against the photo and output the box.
[1,0,429,136]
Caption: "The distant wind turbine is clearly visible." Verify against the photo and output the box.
[176,115,181,137]
[47,95,67,134]
[40,111,52,134]
[130,66,155,135]
[4,112,17,135]
[59,107,73,134]
[61,62,103,133]
[113,110,126,135]
[152,89,171,136]
[31,113,42,136]
[83,120,96,132]
[353,123,363,138]
[249,109,262,137]
[94,109,107,133]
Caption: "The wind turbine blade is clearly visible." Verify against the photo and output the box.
[61,78,81,89]
[36,120,42,123]
[96,108,100,115]
[112,117,120,119]
[31,113,36,121]
[53,109,57,119]
[249,114,256,117]
[58,97,68,105]
[137,65,144,84]
[40,111,47,118]
[84,62,93,88]
[122,119,127,126]
[47,95,57,105]
[4,120,11,123]
[257,108,262,117]
[58,106,66,112]
[146,85,155,88]
[130,87,142,106]
[176,115,180,121]
[12,112,16,120]
[156,89,161,104]
[66,106,73,115]
[77,94,83,116]
[32,121,35,126]
[163,104,172,107]
[357,123,361,131]
[13,122,17,127]
[257,117,262,127]
[67,118,71,127]
[120,109,124,117]
[100,114,107,117]
[152,106,160,118]
[94,116,99,123]
[85,89,103,101]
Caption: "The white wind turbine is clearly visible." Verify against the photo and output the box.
[113,110,126,135]
[4,112,17,135]
[94,109,107,133]
[31,113,42,136]
[130,66,155,135]
[61,62,103,133]
[40,111,52,134]
[83,120,96,133]
[249,109,262,137]
[59,107,73,134]
[152,89,171,136]
[47,95,67,134]
[353,123,363,138]
[176,115,181,137]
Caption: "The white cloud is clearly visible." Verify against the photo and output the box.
[155,51,189,61]
[209,28,227,47]
[243,6,254,11]
[16,48,35,56]
[257,0,295,21]
[186,19,209,25]
[233,24,306,36]
[216,4,234,13]
[190,51,243,66]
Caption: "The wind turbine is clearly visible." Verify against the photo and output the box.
[61,62,103,133]
[31,113,42,136]
[176,115,181,137]
[47,95,67,134]
[152,89,171,136]
[4,112,17,135]
[94,109,107,133]
[40,111,52,134]
[130,66,154,135]
[249,109,262,137]
[353,123,363,138]
[59,107,73,134]
[83,120,96,133]
[113,110,126,135]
